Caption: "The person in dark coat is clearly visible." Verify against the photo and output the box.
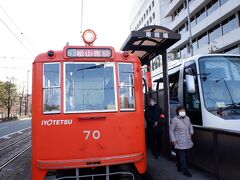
[169,106,194,177]
[145,98,165,159]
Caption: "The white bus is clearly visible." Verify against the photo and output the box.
[152,54,240,132]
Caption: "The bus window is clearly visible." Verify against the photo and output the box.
[184,60,202,125]
[119,63,135,110]
[184,61,200,110]
[64,62,117,112]
[169,73,179,103]
[43,63,60,113]
[199,56,240,117]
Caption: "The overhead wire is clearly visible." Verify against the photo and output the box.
[0,56,32,60]
[0,4,35,57]
[0,18,34,57]
[0,5,35,51]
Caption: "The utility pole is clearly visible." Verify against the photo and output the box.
[187,0,194,56]
[80,0,84,34]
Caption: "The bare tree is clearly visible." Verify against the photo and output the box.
[18,85,25,116]
[0,78,18,118]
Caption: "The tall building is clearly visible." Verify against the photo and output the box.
[130,0,162,72]
[130,0,240,60]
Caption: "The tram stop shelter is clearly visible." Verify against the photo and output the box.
[121,25,181,153]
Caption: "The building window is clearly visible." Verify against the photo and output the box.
[150,17,152,23]
[180,45,188,58]
[178,4,184,15]
[239,11,240,26]
[153,12,155,20]
[174,11,178,18]
[173,3,184,19]
[206,0,219,16]
[149,5,151,12]
[192,39,198,52]
[209,24,221,42]
[224,45,240,54]
[198,32,208,48]
[222,15,237,35]
[220,0,228,6]
[152,1,154,7]
[178,24,186,34]
[196,7,206,24]
[190,17,196,28]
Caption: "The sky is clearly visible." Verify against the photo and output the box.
[0,0,136,93]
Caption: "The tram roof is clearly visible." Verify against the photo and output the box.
[121,25,181,65]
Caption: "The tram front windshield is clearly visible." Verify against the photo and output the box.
[199,56,240,119]
[64,62,116,112]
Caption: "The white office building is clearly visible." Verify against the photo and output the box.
[130,0,240,61]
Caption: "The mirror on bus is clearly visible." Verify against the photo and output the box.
[186,75,195,93]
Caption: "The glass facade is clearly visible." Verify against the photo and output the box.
[175,0,231,34]
[174,12,240,58]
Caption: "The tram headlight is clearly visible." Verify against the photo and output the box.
[47,50,55,58]
[82,29,96,45]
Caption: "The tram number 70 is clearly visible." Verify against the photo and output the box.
[83,130,101,140]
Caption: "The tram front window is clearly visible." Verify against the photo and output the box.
[43,63,60,113]
[64,62,116,112]
[199,56,240,119]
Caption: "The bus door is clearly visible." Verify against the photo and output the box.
[183,60,202,125]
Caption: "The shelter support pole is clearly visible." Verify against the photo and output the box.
[162,50,171,155]
[146,61,152,102]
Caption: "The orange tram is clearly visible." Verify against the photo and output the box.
[32,30,147,179]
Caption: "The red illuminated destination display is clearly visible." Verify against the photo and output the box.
[67,48,112,58]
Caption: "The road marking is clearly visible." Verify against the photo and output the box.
[0,127,30,139]
[0,126,8,130]
[21,121,30,124]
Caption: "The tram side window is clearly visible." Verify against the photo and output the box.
[43,63,60,113]
[119,63,135,110]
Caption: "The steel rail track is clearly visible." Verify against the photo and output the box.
[0,145,31,170]
[0,134,31,152]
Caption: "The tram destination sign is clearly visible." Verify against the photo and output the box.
[66,48,112,58]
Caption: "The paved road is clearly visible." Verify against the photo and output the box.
[0,118,31,137]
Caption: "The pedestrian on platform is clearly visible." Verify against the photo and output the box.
[145,98,165,159]
[169,106,194,177]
